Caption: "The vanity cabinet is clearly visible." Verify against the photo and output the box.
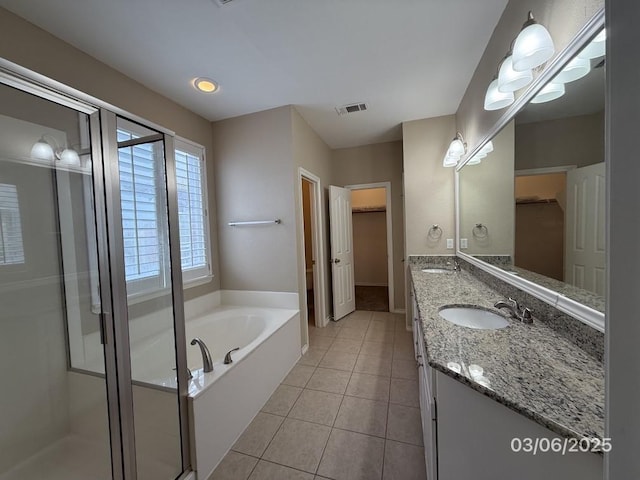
[410,287,603,480]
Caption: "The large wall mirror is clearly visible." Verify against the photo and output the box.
[457,19,605,325]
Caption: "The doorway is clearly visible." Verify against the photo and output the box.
[346,182,394,312]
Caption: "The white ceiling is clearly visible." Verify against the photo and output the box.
[0,0,508,149]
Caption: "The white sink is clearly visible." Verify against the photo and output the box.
[439,306,509,330]
[421,268,451,273]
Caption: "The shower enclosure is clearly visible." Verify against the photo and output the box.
[0,63,191,479]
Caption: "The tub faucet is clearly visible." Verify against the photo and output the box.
[224,347,240,365]
[190,337,214,373]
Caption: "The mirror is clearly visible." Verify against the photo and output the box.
[458,28,605,314]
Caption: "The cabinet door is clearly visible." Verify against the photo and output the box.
[419,361,438,480]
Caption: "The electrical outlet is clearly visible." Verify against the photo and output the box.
[461,238,468,249]
[446,238,454,249]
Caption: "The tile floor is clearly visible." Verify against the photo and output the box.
[209,310,427,480]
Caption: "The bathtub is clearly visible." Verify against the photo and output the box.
[184,298,301,479]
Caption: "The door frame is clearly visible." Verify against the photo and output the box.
[297,168,328,344]
[344,181,395,313]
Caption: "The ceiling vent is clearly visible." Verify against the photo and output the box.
[335,103,368,116]
[212,0,234,6]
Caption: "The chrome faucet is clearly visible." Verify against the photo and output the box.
[190,337,214,372]
[494,298,534,324]
[224,347,240,365]
[454,258,461,272]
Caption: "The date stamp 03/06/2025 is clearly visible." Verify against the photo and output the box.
[510,437,612,455]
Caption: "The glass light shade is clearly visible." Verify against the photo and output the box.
[512,23,555,72]
[443,153,459,168]
[479,141,494,155]
[467,155,482,165]
[578,29,606,60]
[59,148,81,167]
[30,139,55,161]
[484,79,515,111]
[554,57,590,83]
[448,138,465,157]
[498,56,533,93]
[531,82,565,104]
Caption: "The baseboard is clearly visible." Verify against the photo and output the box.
[391,308,406,314]
[301,343,309,355]
[355,282,389,287]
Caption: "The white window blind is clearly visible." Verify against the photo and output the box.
[0,183,25,265]
[117,129,163,291]
[175,139,210,282]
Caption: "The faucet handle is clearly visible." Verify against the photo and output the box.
[521,308,534,324]
[507,297,520,311]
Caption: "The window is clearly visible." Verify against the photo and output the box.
[0,183,25,265]
[175,139,210,283]
[116,126,211,298]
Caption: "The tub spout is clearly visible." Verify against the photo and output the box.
[224,347,240,365]
[190,337,214,373]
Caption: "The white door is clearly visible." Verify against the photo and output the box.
[329,186,356,320]
[565,162,606,295]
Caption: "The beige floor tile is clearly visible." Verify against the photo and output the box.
[328,338,363,355]
[309,335,335,350]
[386,404,423,446]
[382,440,427,480]
[345,372,390,402]
[298,347,328,367]
[261,385,303,416]
[309,325,339,338]
[392,343,416,361]
[334,395,388,437]
[317,428,384,480]
[232,412,284,457]
[282,365,316,388]
[263,418,331,473]
[389,378,419,408]
[359,341,393,360]
[372,312,394,323]
[364,329,395,344]
[336,327,367,341]
[391,359,418,380]
[248,460,314,480]
[288,389,343,426]
[340,316,371,329]
[319,351,358,371]
[209,451,258,480]
[306,367,352,394]
[354,354,392,377]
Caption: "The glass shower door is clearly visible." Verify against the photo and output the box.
[0,83,115,479]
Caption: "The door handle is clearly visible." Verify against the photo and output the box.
[333,258,341,264]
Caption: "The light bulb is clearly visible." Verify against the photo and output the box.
[512,14,555,72]
[498,56,533,93]
[484,79,514,111]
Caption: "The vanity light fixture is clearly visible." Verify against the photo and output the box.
[484,77,515,111]
[31,135,80,167]
[578,29,606,60]
[466,140,494,166]
[512,12,555,72]
[193,77,219,93]
[554,56,591,83]
[531,81,565,104]
[498,54,533,93]
[442,132,466,168]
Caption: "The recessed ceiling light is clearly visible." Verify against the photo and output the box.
[193,77,219,93]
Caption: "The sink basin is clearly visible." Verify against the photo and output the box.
[439,306,509,330]
[421,268,451,273]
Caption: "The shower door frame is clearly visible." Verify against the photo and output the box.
[0,59,192,480]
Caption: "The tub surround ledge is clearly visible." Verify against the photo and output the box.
[409,256,604,442]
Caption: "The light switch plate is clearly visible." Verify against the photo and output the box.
[460,238,468,249]
[446,238,454,249]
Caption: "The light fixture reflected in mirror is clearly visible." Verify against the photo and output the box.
[485,78,515,111]
[512,12,555,72]
[578,29,606,60]
[30,135,80,167]
[531,81,565,104]
[442,132,467,168]
[554,56,591,83]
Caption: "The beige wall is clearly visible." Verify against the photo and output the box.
[402,115,456,256]
[353,211,388,286]
[515,173,567,203]
[292,108,333,328]
[352,188,386,209]
[212,106,297,293]
[515,112,605,171]
[456,0,604,155]
[0,7,220,300]
[332,141,405,311]
[459,120,515,256]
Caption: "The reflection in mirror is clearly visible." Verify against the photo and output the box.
[458,29,605,313]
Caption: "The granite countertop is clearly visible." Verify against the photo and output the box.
[410,262,605,442]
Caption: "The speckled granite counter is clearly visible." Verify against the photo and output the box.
[410,259,605,442]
